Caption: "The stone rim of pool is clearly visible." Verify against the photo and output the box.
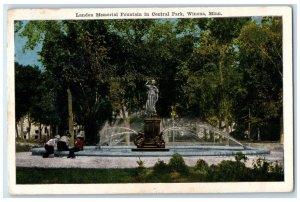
[31,145,270,157]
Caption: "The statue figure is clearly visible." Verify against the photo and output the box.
[145,80,159,116]
[133,79,167,150]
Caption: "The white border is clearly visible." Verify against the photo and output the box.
[6,6,294,195]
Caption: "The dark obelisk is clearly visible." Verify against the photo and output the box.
[133,80,168,151]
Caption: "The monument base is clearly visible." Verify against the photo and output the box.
[134,116,167,150]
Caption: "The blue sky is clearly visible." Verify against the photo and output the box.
[14,26,43,68]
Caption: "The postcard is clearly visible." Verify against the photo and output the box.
[7,6,293,194]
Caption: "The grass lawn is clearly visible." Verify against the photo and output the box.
[16,167,138,184]
[16,167,202,184]
[16,153,284,184]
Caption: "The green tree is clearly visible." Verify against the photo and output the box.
[41,21,115,144]
[16,17,283,144]
[17,20,115,144]
[15,63,42,138]
[15,63,59,139]
[236,17,283,141]
[17,21,71,139]
[29,71,60,139]
[106,20,154,121]
[176,18,249,132]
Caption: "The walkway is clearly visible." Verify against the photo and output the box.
[16,150,283,169]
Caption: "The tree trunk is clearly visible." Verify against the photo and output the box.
[15,123,19,139]
[28,116,31,140]
[20,117,24,139]
[39,123,42,139]
[225,119,230,146]
[121,106,130,146]
[67,87,74,146]
[279,115,283,144]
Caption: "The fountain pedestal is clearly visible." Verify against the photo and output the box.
[132,116,169,151]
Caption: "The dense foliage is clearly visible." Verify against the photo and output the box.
[15,17,283,144]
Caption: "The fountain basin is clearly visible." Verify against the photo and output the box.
[31,145,270,157]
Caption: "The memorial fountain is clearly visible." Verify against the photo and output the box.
[32,80,270,157]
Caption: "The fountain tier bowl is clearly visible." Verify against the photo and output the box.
[31,145,270,157]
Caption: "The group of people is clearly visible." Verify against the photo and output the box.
[43,132,84,159]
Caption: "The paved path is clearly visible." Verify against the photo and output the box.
[16,150,283,169]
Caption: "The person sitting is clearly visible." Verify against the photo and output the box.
[67,134,85,159]
[57,132,71,151]
[43,135,60,158]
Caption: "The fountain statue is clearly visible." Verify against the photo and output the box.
[145,80,159,116]
[133,80,168,151]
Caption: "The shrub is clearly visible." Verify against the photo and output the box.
[194,159,209,172]
[153,159,169,174]
[206,160,252,181]
[269,161,284,180]
[136,157,145,169]
[252,158,269,172]
[234,152,248,163]
[270,161,284,174]
[168,153,189,174]
[16,144,32,153]
[252,158,284,181]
